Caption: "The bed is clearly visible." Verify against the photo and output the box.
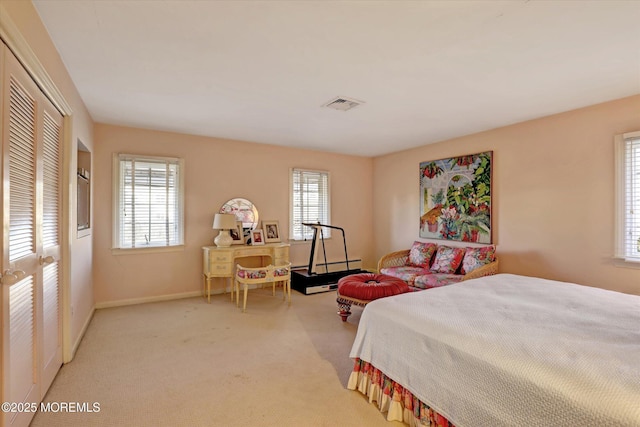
[348,274,640,427]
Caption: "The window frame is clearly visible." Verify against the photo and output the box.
[614,130,640,266]
[112,153,185,253]
[289,168,331,241]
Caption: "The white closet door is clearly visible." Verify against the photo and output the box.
[5,277,36,427]
[1,42,63,427]
[40,103,62,392]
[2,45,40,427]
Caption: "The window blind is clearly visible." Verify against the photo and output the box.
[290,169,331,240]
[621,133,640,260]
[115,155,184,249]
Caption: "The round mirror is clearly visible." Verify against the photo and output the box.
[219,198,259,231]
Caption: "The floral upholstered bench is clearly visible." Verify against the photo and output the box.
[378,241,498,290]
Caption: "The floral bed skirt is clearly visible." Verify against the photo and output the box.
[347,358,456,427]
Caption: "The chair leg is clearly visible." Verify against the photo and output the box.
[243,284,248,313]
[338,301,352,322]
[286,279,291,305]
[235,280,240,307]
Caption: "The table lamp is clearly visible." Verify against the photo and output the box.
[212,213,237,247]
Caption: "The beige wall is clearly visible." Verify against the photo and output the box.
[93,124,374,304]
[2,1,96,354]
[373,95,640,295]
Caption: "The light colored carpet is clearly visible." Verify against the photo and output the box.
[32,287,402,426]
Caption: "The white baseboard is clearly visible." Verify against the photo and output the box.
[66,306,95,363]
[95,290,202,309]
[93,284,277,310]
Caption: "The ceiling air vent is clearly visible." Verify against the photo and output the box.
[322,96,364,111]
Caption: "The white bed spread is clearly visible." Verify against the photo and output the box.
[349,274,640,426]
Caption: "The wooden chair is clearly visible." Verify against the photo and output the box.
[234,262,292,313]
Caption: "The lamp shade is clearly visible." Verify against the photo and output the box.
[213,213,237,230]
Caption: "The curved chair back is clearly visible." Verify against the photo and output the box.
[235,262,292,312]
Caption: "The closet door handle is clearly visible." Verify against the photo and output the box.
[39,255,55,266]
[1,270,18,286]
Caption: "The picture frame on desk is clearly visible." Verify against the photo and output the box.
[262,220,281,243]
[251,229,265,245]
[230,221,244,245]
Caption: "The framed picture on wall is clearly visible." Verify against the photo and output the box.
[251,229,265,246]
[230,221,244,245]
[262,220,281,243]
[419,151,492,243]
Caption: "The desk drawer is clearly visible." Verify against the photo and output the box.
[209,252,232,263]
[234,248,271,258]
[210,263,232,275]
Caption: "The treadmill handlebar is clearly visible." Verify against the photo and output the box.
[301,222,350,274]
[301,222,345,233]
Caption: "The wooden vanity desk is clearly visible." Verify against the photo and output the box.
[202,243,290,303]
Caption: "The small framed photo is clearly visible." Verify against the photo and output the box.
[230,221,244,245]
[262,220,281,243]
[251,229,265,246]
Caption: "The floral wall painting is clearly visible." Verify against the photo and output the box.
[419,151,492,243]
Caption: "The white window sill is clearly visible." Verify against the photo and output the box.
[111,245,185,255]
[288,237,333,245]
[612,257,640,269]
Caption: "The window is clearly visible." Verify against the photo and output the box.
[290,168,331,240]
[113,154,184,249]
[615,131,640,262]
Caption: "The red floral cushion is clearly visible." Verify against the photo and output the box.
[273,266,290,277]
[379,266,429,286]
[413,273,463,289]
[236,269,267,279]
[406,241,437,267]
[338,273,409,300]
[430,246,466,274]
[460,245,496,274]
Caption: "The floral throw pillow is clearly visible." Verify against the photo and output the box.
[460,245,496,275]
[406,241,437,268]
[429,246,466,274]
[237,269,267,279]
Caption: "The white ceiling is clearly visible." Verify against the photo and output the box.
[33,0,640,157]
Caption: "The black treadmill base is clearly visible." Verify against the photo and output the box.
[291,269,363,295]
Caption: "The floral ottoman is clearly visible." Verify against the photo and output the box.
[336,273,410,322]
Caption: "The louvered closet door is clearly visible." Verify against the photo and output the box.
[2,44,40,427]
[39,99,63,392]
[1,43,63,427]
